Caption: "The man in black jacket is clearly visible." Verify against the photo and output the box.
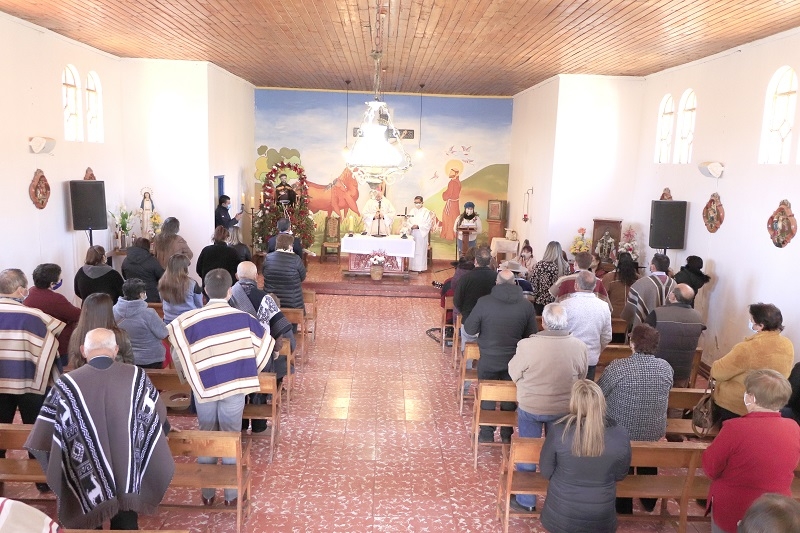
[267,218,303,256]
[214,195,242,230]
[453,246,496,349]
[465,269,538,443]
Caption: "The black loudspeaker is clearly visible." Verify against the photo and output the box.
[69,181,108,230]
[649,200,687,249]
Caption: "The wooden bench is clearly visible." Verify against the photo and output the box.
[472,380,517,469]
[598,347,704,388]
[441,296,455,352]
[241,373,282,462]
[165,429,251,533]
[0,423,47,488]
[452,313,462,369]
[496,437,709,533]
[281,307,306,363]
[458,342,480,415]
[302,288,317,343]
[145,368,193,416]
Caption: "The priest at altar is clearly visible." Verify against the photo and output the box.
[362,189,396,236]
[405,195,433,272]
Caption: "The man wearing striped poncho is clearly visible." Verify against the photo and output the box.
[167,268,274,507]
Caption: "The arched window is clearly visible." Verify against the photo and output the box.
[759,66,797,164]
[62,64,83,141]
[86,71,104,143]
[654,94,674,163]
[673,89,696,164]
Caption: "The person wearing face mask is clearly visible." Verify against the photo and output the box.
[513,241,536,279]
[0,268,65,485]
[407,195,433,272]
[702,370,800,533]
[214,194,243,230]
[24,263,81,369]
[454,201,482,256]
[711,303,795,423]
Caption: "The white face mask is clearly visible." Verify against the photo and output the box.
[522,252,531,258]
[749,320,757,332]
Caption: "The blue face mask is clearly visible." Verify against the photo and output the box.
[52,279,63,290]
[225,203,231,210]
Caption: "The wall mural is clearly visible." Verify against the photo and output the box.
[254,89,512,256]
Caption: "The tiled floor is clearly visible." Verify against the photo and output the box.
[13,262,713,532]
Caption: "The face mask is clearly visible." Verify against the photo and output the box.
[52,279,63,290]
[743,393,754,408]
[749,320,757,332]
[522,253,531,258]
[414,203,422,208]
[224,203,231,210]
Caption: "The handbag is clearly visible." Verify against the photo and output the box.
[691,379,718,437]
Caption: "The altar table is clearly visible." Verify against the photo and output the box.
[341,235,416,277]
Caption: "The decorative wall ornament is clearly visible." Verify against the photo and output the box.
[28,169,50,209]
[702,193,725,233]
[660,187,673,200]
[83,167,96,180]
[767,199,797,248]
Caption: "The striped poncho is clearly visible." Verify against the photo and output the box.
[25,358,174,529]
[0,298,65,394]
[167,300,274,402]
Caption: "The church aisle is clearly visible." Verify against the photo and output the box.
[138,292,710,532]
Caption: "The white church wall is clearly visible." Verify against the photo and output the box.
[0,12,124,297]
[550,75,645,251]
[633,27,800,361]
[121,59,212,267]
[508,77,560,257]
[208,64,256,246]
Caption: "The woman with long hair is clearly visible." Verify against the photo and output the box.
[68,293,133,368]
[153,217,194,268]
[529,241,570,315]
[538,379,631,533]
[157,254,203,324]
[513,240,536,279]
[73,245,124,304]
[602,252,640,320]
[227,226,252,262]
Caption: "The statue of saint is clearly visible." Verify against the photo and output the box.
[595,230,615,261]
[275,173,297,207]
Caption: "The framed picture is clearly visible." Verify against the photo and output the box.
[592,218,622,262]
[487,199,506,222]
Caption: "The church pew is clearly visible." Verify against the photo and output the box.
[597,346,703,387]
[241,373,282,462]
[496,437,711,533]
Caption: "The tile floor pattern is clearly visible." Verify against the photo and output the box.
[9,262,712,532]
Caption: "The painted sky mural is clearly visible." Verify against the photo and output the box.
[254,89,512,251]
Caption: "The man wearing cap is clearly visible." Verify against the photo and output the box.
[454,202,482,256]
[407,196,433,272]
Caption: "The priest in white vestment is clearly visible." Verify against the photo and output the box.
[407,195,433,271]
[362,189,396,236]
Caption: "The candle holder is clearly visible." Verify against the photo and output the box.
[249,207,257,249]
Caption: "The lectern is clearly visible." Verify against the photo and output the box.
[458,227,477,259]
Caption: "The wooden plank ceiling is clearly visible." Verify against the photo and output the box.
[2,0,800,96]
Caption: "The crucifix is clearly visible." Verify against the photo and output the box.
[396,206,411,239]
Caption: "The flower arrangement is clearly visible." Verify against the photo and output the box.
[109,206,137,236]
[618,225,640,261]
[569,227,592,255]
[369,252,387,266]
[150,212,163,235]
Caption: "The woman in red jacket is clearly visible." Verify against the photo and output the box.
[702,369,800,533]
[24,263,80,369]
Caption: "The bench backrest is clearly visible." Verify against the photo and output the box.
[0,423,32,450]
[668,388,706,410]
[281,307,304,326]
[464,342,480,361]
[258,372,279,394]
[443,296,454,312]
[145,368,190,392]
[477,380,517,403]
[167,430,242,459]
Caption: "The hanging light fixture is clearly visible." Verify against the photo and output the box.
[346,0,411,184]
[342,80,351,160]
[415,83,425,159]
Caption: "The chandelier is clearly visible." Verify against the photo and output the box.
[346,0,411,185]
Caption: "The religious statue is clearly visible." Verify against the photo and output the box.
[767,199,798,248]
[275,173,297,207]
[702,193,725,233]
[660,187,673,201]
[595,230,616,261]
[140,189,155,236]
[28,169,50,210]
[84,167,96,180]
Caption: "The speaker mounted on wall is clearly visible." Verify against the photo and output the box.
[649,200,687,250]
[69,180,108,231]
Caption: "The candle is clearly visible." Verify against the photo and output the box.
[241,193,245,205]
[250,196,255,210]
[349,216,353,232]
[260,192,264,205]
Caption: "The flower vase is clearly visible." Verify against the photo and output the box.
[370,265,384,280]
[120,234,128,249]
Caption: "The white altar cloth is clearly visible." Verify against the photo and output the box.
[341,235,416,258]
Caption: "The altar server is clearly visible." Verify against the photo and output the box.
[407,196,433,271]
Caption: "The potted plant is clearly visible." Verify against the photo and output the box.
[369,252,387,280]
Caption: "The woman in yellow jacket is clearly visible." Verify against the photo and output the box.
[712,303,794,422]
